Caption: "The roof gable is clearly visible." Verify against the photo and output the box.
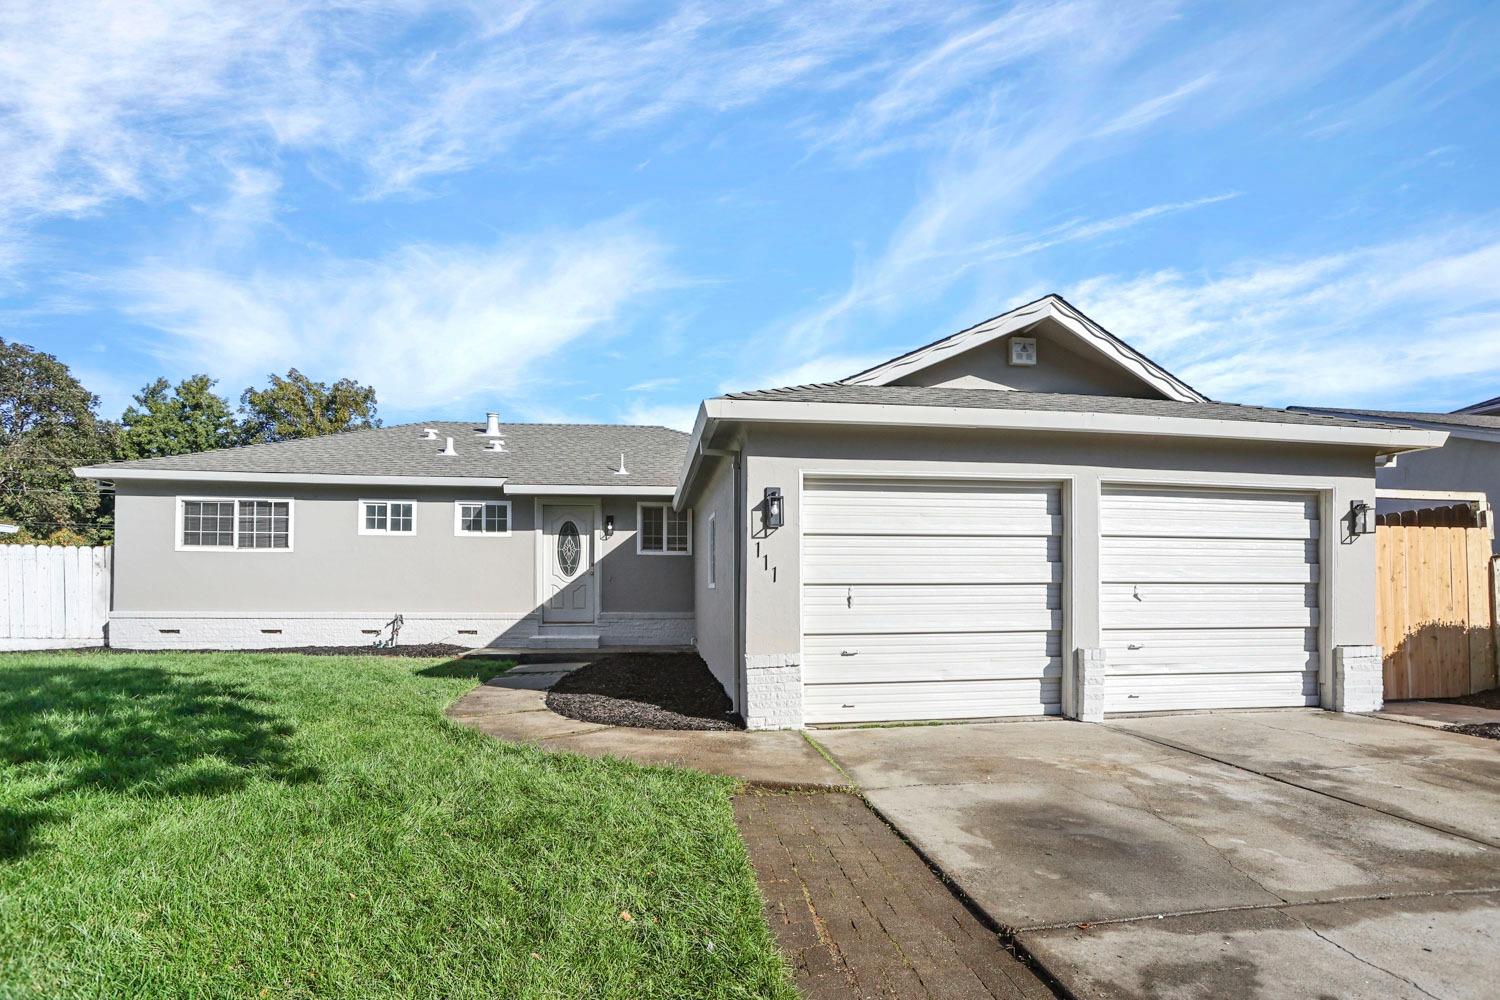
[841,295,1206,402]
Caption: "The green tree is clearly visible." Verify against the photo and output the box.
[238,369,380,445]
[118,374,238,460]
[0,338,117,544]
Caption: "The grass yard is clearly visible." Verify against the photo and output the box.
[0,651,794,1000]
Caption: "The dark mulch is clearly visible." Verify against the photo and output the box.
[546,653,742,731]
[1435,686,1500,710]
[1445,723,1500,741]
[18,644,471,658]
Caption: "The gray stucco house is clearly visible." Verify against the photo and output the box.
[1292,404,1500,553]
[77,295,1443,728]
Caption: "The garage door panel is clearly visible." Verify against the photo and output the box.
[803,479,1061,537]
[802,479,1062,723]
[1101,538,1319,583]
[1100,488,1321,714]
[1104,628,1318,674]
[804,535,1062,585]
[805,679,1062,724]
[1101,584,1318,629]
[1104,673,1319,713]
[1100,490,1318,539]
[803,631,1061,683]
[803,583,1060,635]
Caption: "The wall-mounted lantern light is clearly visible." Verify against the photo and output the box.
[604,515,615,538]
[763,487,784,530]
[1349,500,1375,536]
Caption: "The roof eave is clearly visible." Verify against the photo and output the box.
[699,398,1447,451]
[1291,407,1500,444]
[73,467,510,488]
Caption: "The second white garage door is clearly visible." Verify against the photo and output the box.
[1100,487,1321,713]
[801,478,1063,724]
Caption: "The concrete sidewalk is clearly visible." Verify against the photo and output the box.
[1379,699,1500,729]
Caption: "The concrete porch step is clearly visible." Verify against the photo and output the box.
[529,629,600,649]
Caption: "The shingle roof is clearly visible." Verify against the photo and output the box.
[83,421,690,486]
[1289,407,1500,432]
[722,383,1409,431]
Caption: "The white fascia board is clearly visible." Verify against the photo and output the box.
[1293,409,1500,445]
[843,296,1206,403]
[73,467,508,488]
[504,483,675,496]
[701,398,1448,451]
[672,402,715,510]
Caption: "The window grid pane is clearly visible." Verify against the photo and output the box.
[183,500,234,546]
[365,502,387,531]
[391,503,413,533]
[641,506,665,551]
[237,500,289,549]
[665,509,689,553]
[459,502,506,534]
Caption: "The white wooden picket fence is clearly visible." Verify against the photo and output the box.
[0,545,112,649]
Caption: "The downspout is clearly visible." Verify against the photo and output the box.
[733,448,746,715]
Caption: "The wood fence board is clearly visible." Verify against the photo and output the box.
[0,545,112,647]
[1377,513,1498,700]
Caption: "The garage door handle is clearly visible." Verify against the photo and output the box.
[1128,643,1144,650]
[840,650,858,656]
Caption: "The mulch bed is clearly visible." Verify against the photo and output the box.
[1435,686,1500,710]
[546,653,743,731]
[1445,723,1500,741]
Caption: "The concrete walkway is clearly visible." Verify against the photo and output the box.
[445,663,847,789]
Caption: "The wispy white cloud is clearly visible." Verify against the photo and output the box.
[110,221,674,413]
[618,400,700,433]
[1068,230,1500,406]
[626,377,681,393]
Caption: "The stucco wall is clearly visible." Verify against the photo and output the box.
[733,424,1383,716]
[1376,437,1500,552]
[894,326,1159,397]
[688,456,739,706]
[113,483,693,617]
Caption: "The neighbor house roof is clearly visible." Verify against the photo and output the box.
[1454,395,1500,416]
[75,421,690,492]
[1291,406,1500,438]
[841,294,1208,403]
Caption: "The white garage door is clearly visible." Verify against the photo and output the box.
[801,478,1063,724]
[1100,488,1321,713]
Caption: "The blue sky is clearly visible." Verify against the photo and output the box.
[2,1,1498,431]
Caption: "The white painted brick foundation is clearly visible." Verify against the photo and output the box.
[1067,647,1107,722]
[743,652,803,730]
[1330,645,1384,713]
[110,611,693,651]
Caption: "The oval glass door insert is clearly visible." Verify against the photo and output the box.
[557,521,581,576]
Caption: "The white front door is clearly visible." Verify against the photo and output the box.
[543,504,595,623]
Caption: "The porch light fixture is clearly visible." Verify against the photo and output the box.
[604,514,615,538]
[763,487,784,530]
[1349,500,1376,536]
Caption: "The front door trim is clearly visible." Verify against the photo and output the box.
[534,498,602,624]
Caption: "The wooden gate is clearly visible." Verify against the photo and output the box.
[1376,505,1497,700]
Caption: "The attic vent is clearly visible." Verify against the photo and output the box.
[614,452,628,476]
[439,436,457,456]
[486,439,507,452]
[419,428,438,440]
[481,412,503,437]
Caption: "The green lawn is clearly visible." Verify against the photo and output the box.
[0,651,794,999]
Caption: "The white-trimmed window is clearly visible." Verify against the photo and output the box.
[454,500,511,536]
[360,500,415,535]
[637,502,691,555]
[708,512,716,588]
[178,498,292,551]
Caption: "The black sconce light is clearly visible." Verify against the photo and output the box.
[1349,500,1375,536]
[604,515,615,538]
[763,487,784,530]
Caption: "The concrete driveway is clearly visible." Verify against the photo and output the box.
[815,711,1500,1000]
